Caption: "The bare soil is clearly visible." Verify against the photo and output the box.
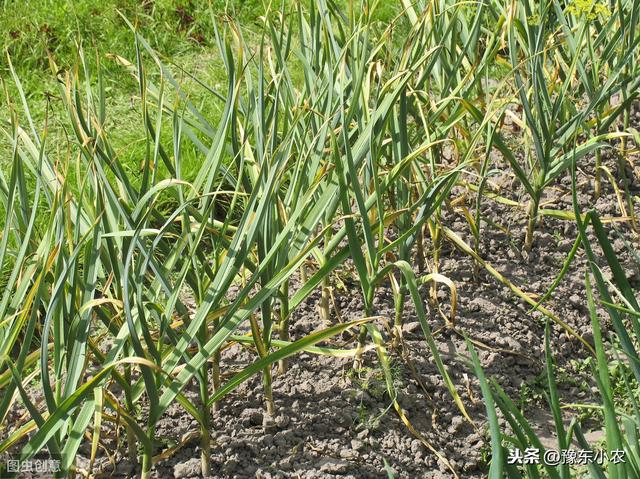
[150,148,637,479]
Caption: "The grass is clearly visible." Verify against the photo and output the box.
[0,1,247,190]
[0,0,404,195]
[1,0,639,477]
